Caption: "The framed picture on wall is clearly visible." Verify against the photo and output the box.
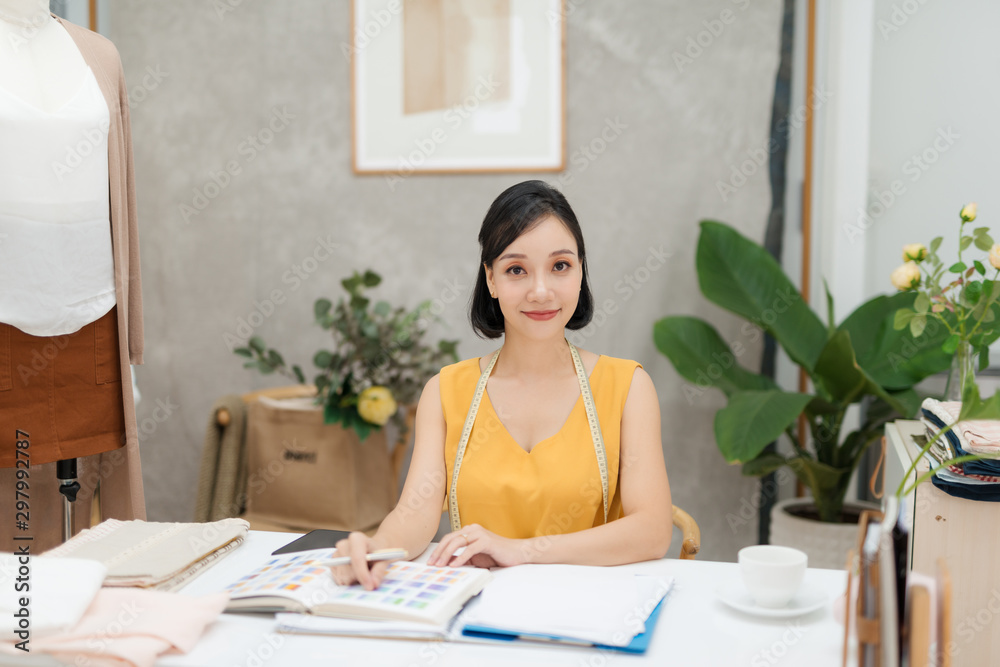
[350,0,566,178]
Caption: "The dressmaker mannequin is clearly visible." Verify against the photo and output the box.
[0,0,92,543]
[0,0,146,551]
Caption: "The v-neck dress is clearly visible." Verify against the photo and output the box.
[440,354,643,539]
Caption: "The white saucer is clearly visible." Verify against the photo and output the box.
[714,578,829,618]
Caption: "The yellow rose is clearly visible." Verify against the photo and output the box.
[990,243,1000,270]
[890,261,921,291]
[357,386,397,426]
[902,243,927,262]
[961,202,977,222]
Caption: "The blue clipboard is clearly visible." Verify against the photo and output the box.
[460,594,666,654]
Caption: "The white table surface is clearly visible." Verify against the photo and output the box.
[157,531,850,667]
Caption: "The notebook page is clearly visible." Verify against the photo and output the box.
[458,565,671,647]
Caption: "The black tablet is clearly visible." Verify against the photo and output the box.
[271,529,352,555]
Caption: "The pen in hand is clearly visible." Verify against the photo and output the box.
[320,547,408,570]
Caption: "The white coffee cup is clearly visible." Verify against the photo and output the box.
[738,545,807,609]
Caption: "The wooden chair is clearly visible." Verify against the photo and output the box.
[672,506,701,560]
[215,385,416,489]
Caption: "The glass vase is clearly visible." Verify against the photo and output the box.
[943,340,977,402]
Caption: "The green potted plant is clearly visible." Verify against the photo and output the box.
[235,269,460,441]
[654,221,953,566]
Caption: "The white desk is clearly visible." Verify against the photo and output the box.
[158,531,849,666]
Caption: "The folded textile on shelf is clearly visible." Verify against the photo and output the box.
[933,399,1000,452]
[0,588,228,667]
[921,404,1000,476]
[43,517,249,591]
[930,474,1000,501]
[920,398,1000,501]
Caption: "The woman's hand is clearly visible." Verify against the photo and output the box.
[427,524,527,568]
[330,532,389,591]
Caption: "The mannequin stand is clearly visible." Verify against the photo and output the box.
[56,458,80,543]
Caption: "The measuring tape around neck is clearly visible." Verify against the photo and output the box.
[448,337,609,532]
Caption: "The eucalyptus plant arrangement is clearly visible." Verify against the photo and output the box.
[655,221,953,523]
[235,270,459,442]
[889,203,1000,400]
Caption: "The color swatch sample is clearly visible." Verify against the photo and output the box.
[226,549,336,596]
[226,549,480,614]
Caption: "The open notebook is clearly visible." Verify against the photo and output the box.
[277,564,674,654]
[224,549,492,626]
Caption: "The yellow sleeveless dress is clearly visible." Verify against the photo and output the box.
[440,353,643,539]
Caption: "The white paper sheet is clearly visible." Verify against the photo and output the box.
[456,564,673,647]
[275,612,451,639]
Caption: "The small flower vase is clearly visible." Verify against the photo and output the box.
[943,340,977,402]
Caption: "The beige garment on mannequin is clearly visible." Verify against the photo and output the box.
[0,15,145,551]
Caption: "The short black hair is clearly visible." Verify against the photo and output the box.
[470,180,594,339]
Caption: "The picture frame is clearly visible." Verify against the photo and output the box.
[350,0,566,178]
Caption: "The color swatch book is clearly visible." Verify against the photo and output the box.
[224,549,492,626]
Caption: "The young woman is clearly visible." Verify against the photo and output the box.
[332,181,671,589]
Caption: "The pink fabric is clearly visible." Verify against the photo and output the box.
[937,401,1000,452]
[0,589,228,667]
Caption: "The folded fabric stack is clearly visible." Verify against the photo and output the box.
[43,517,250,591]
[0,554,228,667]
[919,398,1000,501]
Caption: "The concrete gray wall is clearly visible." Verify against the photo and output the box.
[110,0,783,561]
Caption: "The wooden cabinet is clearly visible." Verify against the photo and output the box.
[884,421,1000,667]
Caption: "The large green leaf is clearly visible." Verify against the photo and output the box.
[653,316,776,396]
[696,221,828,371]
[813,330,905,414]
[714,390,814,464]
[786,456,853,521]
[838,292,951,389]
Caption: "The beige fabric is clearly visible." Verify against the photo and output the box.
[195,394,249,522]
[43,518,250,591]
[56,15,146,522]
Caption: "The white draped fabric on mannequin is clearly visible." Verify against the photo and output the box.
[0,0,116,335]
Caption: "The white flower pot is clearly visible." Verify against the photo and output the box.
[768,497,879,570]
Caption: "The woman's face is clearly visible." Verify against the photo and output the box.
[484,215,582,338]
